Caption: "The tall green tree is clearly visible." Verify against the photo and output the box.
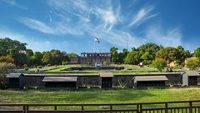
[194,48,200,58]
[176,46,190,65]
[0,38,28,66]
[156,47,180,64]
[185,57,200,70]
[151,58,166,72]
[110,47,118,64]
[118,49,129,64]
[42,50,69,65]
[138,43,160,64]
[125,48,140,65]
[31,52,43,66]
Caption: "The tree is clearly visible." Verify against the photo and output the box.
[125,49,140,64]
[42,50,69,65]
[8,49,28,66]
[138,43,160,65]
[0,38,26,55]
[185,57,200,70]
[176,46,190,65]
[141,52,153,64]
[156,47,180,64]
[0,56,14,63]
[118,49,129,64]
[32,52,43,66]
[151,58,166,72]
[0,62,15,88]
[68,53,78,58]
[110,47,118,64]
[0,38,28,66]
[194,48,200,58]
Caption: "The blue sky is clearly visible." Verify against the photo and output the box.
[0,0,200,54]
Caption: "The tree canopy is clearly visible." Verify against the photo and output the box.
[0,38,77,67]
[1,37,199,70]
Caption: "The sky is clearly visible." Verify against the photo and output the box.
[0,0,200,54]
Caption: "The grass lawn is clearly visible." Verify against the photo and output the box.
[19,64,183,74]
[0,88,200,104]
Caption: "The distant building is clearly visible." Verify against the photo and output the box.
[69,57,80,64]
[81,52,111,66]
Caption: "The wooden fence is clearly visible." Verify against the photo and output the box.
[0,100,200,113]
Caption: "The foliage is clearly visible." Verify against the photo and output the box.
[125,48,140,65]
[42,50,69,65]
[31,52,43,66]
[0,38,28,66]
[24,67,29,71]
[62,61,69,65]
[155,46,190,66]
[194,48,200,58]
[185,57,200,70]
[151,58,166,72]
[110,47,118,63]
[138,43,160,65]
[68,53,78,58]
[1,37,199,69]
[176,46,191,65]
[0,62,15,88]
[37,66,42,69]
[118,49,129,64]
[0,56,14,63]
[117,79,127,89]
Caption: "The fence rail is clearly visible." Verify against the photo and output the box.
[0,100,200,113]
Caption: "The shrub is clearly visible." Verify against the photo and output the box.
[103,61,107,66]
[151,58,166,72]
[185,57,200,70]
[0,62,15,89]
[24,67,29,71]
[37,66,42,69]
[62,61,68,65]
[117,79,127,89]
[0,56,14,63]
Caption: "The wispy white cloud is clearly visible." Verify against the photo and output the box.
[0,29,73,52]
[1,0,28,10]
[20,17,55,34]
[19,17,84,36]
[16,0,182,51]
[145,25,182,47]
[90,25,143,49]
[129,6,157,27]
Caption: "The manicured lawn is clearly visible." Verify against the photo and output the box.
[19,64,183,74]
[1,88,200,104]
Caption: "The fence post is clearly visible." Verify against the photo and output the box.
[23,105,26,113]
[81,105,84,112]
[54,105,57,110]
[137,104,140,113]
[165,102,168,113]
[138,104,142,113]
[110,105,113,113]
[189,101,193,113]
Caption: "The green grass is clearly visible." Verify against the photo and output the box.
[45,64,159,74]
[20,64,183,74]
[1,88,200,104]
